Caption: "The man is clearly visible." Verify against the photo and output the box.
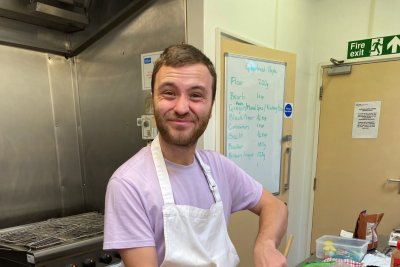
[104,44,288,267]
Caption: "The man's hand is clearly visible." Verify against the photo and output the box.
[254,239,288,267]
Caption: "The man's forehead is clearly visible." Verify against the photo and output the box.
[156,64,212,81]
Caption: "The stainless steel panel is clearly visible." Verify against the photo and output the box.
[68,0,157,56]
[0,0,88,33]
[0,0,186,226]
[0,0,160,57]
[0,46,63,228]
[76,0,186,211]
[0,46,85,227]
[30,2,89,28]
[0,15,69,54]
[47,55,85,215]
[0,213,120,266]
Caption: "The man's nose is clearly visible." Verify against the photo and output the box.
[174,95,190,115]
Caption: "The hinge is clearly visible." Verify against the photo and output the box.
[313,177,317,191]
[319,86,323,101]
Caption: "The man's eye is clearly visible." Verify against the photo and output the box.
[162,91,175,96]
[190,93,203,99]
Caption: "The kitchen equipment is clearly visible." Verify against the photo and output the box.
[0,212,120,267]
[389,229,400,247]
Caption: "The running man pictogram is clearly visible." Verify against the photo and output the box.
[370,38,383,55]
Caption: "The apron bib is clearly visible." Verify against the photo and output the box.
[151,135,239,267]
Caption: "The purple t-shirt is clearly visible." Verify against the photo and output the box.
[103,145,263,265]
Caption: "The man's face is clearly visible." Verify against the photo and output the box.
[153,63,213,147]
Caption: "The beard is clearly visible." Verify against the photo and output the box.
[154,109,211,147]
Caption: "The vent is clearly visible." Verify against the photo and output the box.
[0,0,90,33]
[0,0,155,57]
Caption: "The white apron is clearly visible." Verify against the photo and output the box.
[151,136,240,267]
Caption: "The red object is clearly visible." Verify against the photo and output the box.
[391,240,400,267]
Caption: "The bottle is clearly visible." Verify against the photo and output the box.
[391,240,400,267]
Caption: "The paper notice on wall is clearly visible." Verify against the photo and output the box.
[352,101,381,138]
[141,51,162,90]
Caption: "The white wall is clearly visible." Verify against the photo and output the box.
[195,0,400,266]
[198,0,315,265]
[309,0,400,260]
[312,0,400,64]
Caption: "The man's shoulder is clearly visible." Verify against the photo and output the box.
[113,145,155,180]
[196,149,224,161]
[106,145,162,200]
[196,149,235,169]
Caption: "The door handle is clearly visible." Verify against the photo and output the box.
[283,147,292,192]
[386,178,400,194]
[387,178,400,183]
[282,135,292,193]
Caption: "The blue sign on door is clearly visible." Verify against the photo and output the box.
[144,57,152,64]
[284,103,293,118]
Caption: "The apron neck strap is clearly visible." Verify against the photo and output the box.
[151,135,221,204]
[195,151,221,202]
[151,135,175,204]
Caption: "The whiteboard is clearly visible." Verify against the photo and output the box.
[224,53,286,194]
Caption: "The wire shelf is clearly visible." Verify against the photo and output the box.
[0,212,103,250]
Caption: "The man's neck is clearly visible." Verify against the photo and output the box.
[158,137,197,166]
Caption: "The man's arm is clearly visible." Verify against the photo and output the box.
[119,247,158,267]
[249,189,288,267]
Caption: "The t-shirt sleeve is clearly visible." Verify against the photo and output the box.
[103,176,155,250]
[227,159,263,212]
[204,151,263,213]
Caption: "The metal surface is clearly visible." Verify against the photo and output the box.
[0,0,186,227]
[0,0,158,57]
[76,0,186,211]
[0,46,63,228]
[0,15,68,60]
[68,0,158,57]
[47,55,85,216]
[282,135,292,192]
[30,1,89,29]
[387,178,400,183]
[0,213,121,267]
[0,0,89,32]
[327,65,352,76]
[0,46,84,229]
[0,212,103,251]
[283,147,292,192]
[387,178,400,193]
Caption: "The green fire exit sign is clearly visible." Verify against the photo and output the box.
[347,35,400,59]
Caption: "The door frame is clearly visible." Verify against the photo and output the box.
[215,28,265,153]
[215,28,299,265]
[309,56,400,253]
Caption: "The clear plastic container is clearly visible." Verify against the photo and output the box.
[316,235,369,262]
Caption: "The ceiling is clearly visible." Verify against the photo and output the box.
[0,0,156,57]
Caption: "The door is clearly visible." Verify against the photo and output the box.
[311,59,400,253]
[220,37,296,266]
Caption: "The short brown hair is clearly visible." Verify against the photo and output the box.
[151,44,217,102]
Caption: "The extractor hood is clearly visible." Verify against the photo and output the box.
[0,0,156,57]
[0,0,90,33]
